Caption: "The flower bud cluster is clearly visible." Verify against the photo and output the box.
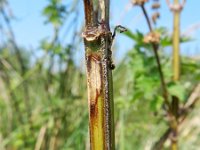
[132,0,148,5]
[143,32,160,44]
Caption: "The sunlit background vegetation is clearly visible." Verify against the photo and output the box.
[0,0,200,149]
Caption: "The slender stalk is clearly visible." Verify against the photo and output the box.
[171,0,181,149]
[173,0,180,81]
[152,0,186,149]
[141,4,179,150]
[152,128,171,150]
[152,83,200,150]
[82,0,115,149]
[141,4,171,110]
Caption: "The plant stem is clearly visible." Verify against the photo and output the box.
[173,0,181,81]
[151,128,171,150]
[83,0,115,149]
[141,4,179,150]
[152,83,200,150]
[171,0,181,149]
[141,4,171,110]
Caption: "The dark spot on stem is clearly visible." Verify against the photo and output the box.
[90,89,100,119]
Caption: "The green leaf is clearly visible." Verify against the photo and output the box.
[168,82,186,101]
[40,39,52,50]
[123,30,137,41]
[180,36,193,43]
[53,44,62,54]
[160,36,171,47]
[150,96,164,112]
[42,0,66,27]
[123,30,144,43]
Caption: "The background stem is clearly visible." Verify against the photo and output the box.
[173,0,181,81]
[141,4,171,110]
[171,0,181,149]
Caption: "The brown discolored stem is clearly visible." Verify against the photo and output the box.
[82,0,115,149]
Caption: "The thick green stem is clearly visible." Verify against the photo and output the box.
[83,0,115,149]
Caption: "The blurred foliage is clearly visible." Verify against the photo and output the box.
[0,0,200,150]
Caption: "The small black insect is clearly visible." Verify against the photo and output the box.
[110,63,115,70]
